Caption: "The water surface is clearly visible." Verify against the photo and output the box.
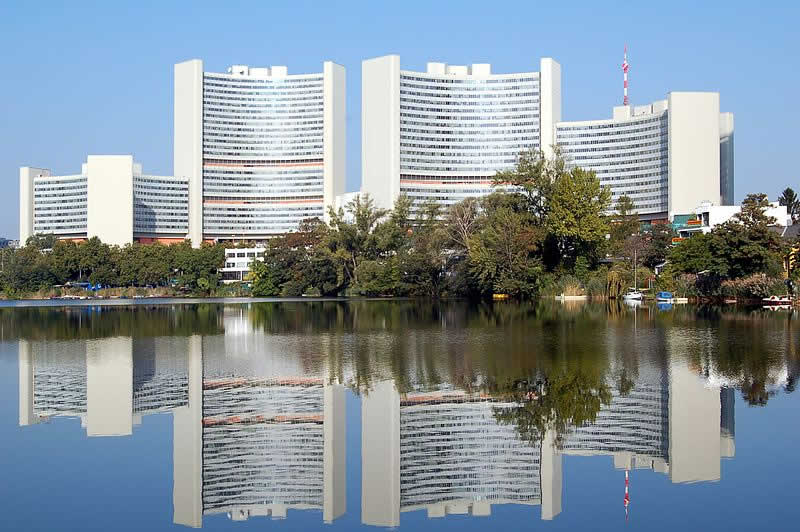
[0,301,797,531]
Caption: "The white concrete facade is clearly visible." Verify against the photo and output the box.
[19,155,188,246]
[174,60,346,246]
[18,167,48,245]
[362,56,559,212]
[174,59,204,248]
[86,155,134,246]
[668,92,721,217]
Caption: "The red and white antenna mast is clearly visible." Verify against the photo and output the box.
[623,469,631,522]
[622,45,630,106]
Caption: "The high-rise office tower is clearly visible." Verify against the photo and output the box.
[174,60,346,246]
[361,56,561,213]
[556,93,735,220]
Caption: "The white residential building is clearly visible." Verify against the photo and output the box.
[361,56,561,213]
[19,155,188,247]
[174,60,346,246]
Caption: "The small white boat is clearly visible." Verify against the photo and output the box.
[622,288,643,301]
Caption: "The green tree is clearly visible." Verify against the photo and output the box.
[546,167,612,266]
[669,232,716,274]
[397,201,448,297]
[326,194,387,288]
[468,193,544,298]
[25,233,57,250]
[641,224,675,269]
[778,187,800,223]
[609,195,639,256]
[709,193,786,278]
[493,148,565,223]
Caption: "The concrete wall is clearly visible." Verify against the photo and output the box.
[174,59,204,247]
[539,58,562,158]
[323,62,347,222]
[361,55,401,211]
[19,167,49,244]
[86,155,134,246]
[668,92,721,217]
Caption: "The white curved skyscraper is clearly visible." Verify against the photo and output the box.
[556,93,734,220]
[174,60,346,246]
[361,56,561,212]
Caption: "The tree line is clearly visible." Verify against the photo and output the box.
[2,149,796,300]
[0,235,224,297]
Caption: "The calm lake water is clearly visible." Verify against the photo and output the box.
[0,301,797,531]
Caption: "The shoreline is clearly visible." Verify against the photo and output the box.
[0,296,358,308]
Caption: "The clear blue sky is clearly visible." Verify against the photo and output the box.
[1,0,798,239]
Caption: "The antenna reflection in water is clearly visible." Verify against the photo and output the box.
[11,301,798,528]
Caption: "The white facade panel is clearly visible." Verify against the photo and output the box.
[362,55,401,211]
[668,92,721,217]
[323,61,347,221]
[174,59,204,247]
[86,155,134,246]
[539,57,562,158]
[19,166,49,244]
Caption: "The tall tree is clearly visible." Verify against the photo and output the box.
[778,187,800,223]
[546,167,612,266]
[609,195,639,256]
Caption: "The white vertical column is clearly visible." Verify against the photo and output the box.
[173,335,204,528]
[362,55,401,211]
[668,360,721,483]
[19,167,48,245]
[323,383,346,523]
[86,155,134,246]
[18,339,44,426]
[323,61,347,222]
[175,59,204,247]
[86,337,133,437]
[540,428,563,520]
[539,58,562,159]
[361,379,401,527]
[667,92,721,218]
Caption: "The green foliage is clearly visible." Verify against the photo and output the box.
[778,187,800,223]
[719,274,787,299]
[670,194,787,283]
[641,224,675,269]
[609,194,639,256]
[1,235,224,297]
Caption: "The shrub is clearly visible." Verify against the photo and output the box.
[720,274,787,299]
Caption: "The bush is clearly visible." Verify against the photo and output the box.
[559,274,585,296]
[720,274,786,299]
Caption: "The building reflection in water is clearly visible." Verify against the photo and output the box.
[17,308,759,528]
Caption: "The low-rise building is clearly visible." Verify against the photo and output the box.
[220,247,265,283]
[676,201,789,239]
